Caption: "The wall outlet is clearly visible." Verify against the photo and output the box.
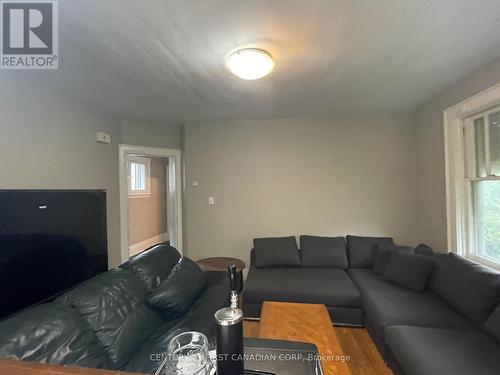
[192,180,199,187]
[96,132,111,144]
[208,196,215,205]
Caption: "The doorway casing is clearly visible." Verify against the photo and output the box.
[119,144,183,263]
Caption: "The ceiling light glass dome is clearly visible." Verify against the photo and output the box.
[226,48,275,80]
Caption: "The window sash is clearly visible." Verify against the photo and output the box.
[127,157,150,196]
[463,106,500,178]
[460,107,500,269]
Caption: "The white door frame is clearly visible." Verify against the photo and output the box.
[119,144,183,263]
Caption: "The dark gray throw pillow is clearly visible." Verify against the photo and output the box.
[254,236,301,268]
[300,235,348,269]
[146,257,207,317]
[372,248,394,276]
[430,253,500,324]
[383,253,435,292]
[372,245,414,275]
[414,243,435,256]
[346,235,394,268]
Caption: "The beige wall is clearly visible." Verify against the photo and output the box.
[415,58,500,250]
[121,120,181,149]
[184,114,418,265]
[128,157,169,246]
[0,77,181,268]
[0,78,123,267]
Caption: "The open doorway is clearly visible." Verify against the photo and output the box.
[119,145,182,263]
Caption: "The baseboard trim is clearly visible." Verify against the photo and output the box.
[129,232,169,256]
[333,322,365,328]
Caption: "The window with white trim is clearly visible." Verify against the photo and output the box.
[445,86,500,270]
[127,156,151,196]
[463,109,500,265]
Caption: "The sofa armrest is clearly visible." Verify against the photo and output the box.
[250,248,256,268]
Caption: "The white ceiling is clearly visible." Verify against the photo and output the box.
[6,0,500,124]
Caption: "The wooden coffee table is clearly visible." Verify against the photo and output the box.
[258,301,351,375]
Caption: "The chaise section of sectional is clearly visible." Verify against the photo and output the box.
[244,264,363,325]
[243,236,363,326]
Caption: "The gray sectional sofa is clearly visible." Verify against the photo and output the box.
[243,235,500,375]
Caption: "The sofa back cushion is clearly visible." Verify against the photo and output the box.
[0,302,111,369]
[57,269,163,368]
[299,235,348,269]
[346,235,394,268]
[383,253,435,292]
[430,253,500,324]
[253,236,301,268]
[484,305,500,343]
[120,244,181,292]
[372,245,414,276]
[147,258,207,317]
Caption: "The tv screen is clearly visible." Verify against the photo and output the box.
[0,190,108,320]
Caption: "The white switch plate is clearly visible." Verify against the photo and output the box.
[96,132,111,144]
[208,196,215,205]
[192,180,199,187]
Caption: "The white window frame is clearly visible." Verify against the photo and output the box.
[445,82,500,271]
[127,156,151,197]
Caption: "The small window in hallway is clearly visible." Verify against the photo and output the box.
[127,156,151,196]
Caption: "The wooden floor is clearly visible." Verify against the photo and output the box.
[244,320,393,375]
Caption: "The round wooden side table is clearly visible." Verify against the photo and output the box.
[196,257,246,301]
[196,257,246,273]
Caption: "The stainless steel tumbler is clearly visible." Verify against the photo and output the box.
[214,307,244,375]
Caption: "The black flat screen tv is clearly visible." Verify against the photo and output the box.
[0,189,108,320]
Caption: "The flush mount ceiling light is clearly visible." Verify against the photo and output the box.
[226,48,275,80]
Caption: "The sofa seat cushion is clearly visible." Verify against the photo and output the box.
[386,326,500,375]
[120,244,181,292]
[57,269,163,369]
[0,302,111,369]
[348,269,471,339]
[299,235,348,269]
[244,267,361,308]
[123,281,229,373]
